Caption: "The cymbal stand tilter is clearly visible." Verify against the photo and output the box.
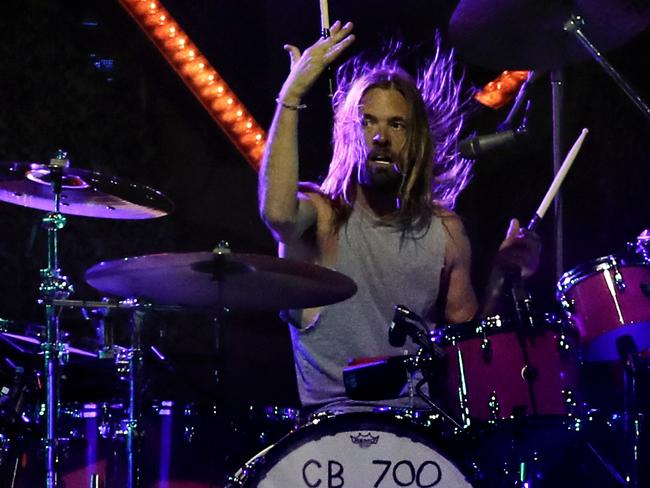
[39,150,75,488]
[564,15,650,123]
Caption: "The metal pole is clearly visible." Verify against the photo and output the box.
[565,16,650,122]
[41,151,74,488]
[551,71,565,280]
[126,309,145,488]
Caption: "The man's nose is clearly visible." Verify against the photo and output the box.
[372,129,389,146]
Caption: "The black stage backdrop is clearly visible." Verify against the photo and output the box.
[0,0,649,409]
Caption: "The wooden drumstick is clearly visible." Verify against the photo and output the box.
[318,0,335,97]
[319,0,330,36]
[528,128,589,231]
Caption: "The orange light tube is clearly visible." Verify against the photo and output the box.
[119,0,266,170]
[475,70,531,110]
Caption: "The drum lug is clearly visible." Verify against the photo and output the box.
[488,392,500,421]
[562,389,578,414]
[558,332,572,357]
[480,336,492,363]
[558,294,575,314]
[612,264,626,291]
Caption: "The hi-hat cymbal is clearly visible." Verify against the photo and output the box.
[0,161,173,219]
[85,252,358,310]
[449,0,650,70]
[0,318,97,358]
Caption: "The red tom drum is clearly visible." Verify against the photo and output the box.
[556,255,650,361]
[435,315,580,424]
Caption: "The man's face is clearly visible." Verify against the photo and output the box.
[357,87,410,190]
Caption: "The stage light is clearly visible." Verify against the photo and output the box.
[119,0,266,169]
[475,70,531,110]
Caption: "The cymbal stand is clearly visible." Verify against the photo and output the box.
[504,267,540,487]
[124,308,146,488]
[617,334,643,488]
[50,297,143,487]
[40,150,75,488]
[564,15,650,122]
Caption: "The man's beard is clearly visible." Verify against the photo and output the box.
[358,153,404,193]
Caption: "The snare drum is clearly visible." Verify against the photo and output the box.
[436,315,579,424]
[557,255,650,361]
[228,412,475,487]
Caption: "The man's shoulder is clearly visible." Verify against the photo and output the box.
[436,208,464,233]
[297,182,334,208]
[437,208,470,258]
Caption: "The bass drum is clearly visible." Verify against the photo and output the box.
[228,412,475,487]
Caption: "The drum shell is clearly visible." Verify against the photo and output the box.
[557,255,650,360]
[439,317,580,422]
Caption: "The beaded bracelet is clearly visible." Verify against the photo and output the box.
[276,98,307,111]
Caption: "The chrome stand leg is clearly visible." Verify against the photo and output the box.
[126,309,145,488]
[40,151,74,488]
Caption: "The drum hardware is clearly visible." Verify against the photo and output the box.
[449,0,650,120]
[504,266,542,417]
[487,393,499,421]
[90,473,101,488]
[0,154,173,487]
[37,150,77,488]
[616,334,643,488]
[633,229,650,263]
[387,305,466,430]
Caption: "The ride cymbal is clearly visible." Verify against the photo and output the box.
[85,252,358,310]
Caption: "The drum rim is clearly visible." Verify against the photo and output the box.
[434,314,577,345]
[556,254,650,299]
[230,411,474,486]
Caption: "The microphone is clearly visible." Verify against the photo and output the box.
[389,305,421,347]
[388,305,446,360]
[458,127,527,159]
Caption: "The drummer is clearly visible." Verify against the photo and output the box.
[259,21,540,412]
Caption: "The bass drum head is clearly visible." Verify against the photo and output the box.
[232,412,475,487]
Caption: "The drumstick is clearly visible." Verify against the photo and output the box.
[527,128,589,231]
[318,0,335,97]
[319,0,330,36]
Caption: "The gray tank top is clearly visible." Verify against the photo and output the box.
[289,207,447,407]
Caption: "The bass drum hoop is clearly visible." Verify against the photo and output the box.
[231,411,474,487]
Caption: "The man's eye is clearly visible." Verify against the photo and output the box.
[391,121,406,130]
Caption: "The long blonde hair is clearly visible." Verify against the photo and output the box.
[320,40,473,233]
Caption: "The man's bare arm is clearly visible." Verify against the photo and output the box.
[442,215,479,324]
[259,21,355,242]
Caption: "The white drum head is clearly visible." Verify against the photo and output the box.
[232,412,474,487]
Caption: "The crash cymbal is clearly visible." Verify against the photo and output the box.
[0,161,173,219]
[85,252,358,310]
[449,0,650,70]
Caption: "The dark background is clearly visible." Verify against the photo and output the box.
[0,0,649,410]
